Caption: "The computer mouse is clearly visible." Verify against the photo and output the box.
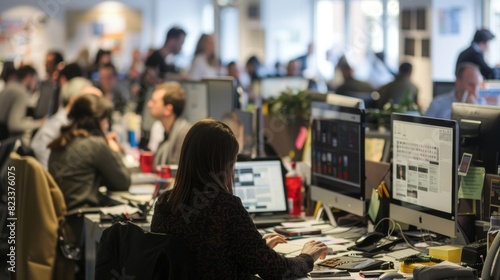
[355,231,385,247]
[376,272,405,280]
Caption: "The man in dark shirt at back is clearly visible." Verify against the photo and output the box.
[137,27,186,115]
[456,28,495,79]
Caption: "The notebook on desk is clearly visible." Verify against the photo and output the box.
[234,158,303,227]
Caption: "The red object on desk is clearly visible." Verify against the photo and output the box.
[139,151,153,173]
[156,165,171,179]
[286,162,302,217]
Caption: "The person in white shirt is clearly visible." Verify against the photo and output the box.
[31,77,102,169]
[188,34,218,80]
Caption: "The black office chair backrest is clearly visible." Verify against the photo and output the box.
[95,221,197,280]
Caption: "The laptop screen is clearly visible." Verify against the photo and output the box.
[233,160,288,214]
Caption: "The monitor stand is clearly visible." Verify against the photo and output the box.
[315,203,337,227]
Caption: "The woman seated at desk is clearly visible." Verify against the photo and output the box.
[48,94,130,212]
[151,119,327,279]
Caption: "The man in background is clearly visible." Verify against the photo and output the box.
[147,82,191,167]
[136,27,187,117]
[456,28,496,79]
[35,51,64,118]
[425,63,482,119]
[376,62,418,110]
[0,65,43,141]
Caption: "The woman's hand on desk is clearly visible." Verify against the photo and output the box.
[263,233,287,248]
[301,240,328,261]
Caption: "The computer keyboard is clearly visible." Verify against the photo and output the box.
[385,248,421,261]
[273,243,303,255]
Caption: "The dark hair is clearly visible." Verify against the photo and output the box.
[94,49,112,65]
[59,63,83,81]
[165,27,186,45]
[16,65,37,80]
[455,62,480,80]
[49,51,64,65]
[398,62,413,76]
[154,82,186,117]
[48,94,112,150]
[98,63,117,75]
[1,61,16,83]
[473,28,495,44]
[159,119,239,214]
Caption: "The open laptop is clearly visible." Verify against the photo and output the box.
[233,158,302,228]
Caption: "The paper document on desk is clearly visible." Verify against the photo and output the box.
[100,205,140,215]
[129,184,155,195]
[287,236,350,245]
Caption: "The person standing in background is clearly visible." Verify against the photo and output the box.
[456,28,496,79]
[188,33,218,80]
[137,27,186,115]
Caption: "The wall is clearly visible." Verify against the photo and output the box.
[261,0,313,67]
[399,0,432,110]
[431,0,482,81]
[0,0,212,75]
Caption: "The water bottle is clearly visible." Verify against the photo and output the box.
[286,161,303,217]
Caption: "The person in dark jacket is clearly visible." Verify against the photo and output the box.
[151,119,327,279]
[456,28,496,79]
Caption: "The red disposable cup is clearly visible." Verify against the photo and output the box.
[156,165,171,179]
[139,151,153,173]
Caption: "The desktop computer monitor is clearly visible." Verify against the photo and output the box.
[203,77,235,121]
[451,103,500,175]
[309,101,366,217]
[235,110,254,156]
[390,113,459,238]
[180,81,209,123]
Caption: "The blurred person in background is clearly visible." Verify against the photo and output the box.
[0,65,44,141]
[189,33,218,80]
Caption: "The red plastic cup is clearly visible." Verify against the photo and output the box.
[139,151,153,173]
[156,165,171,179]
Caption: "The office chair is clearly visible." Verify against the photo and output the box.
[482,232,500,280]
[95,221,197,280]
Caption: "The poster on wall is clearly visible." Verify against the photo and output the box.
[0,6,50,70]
[438,7,462,35]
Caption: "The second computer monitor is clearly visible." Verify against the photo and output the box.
[309,101,366,216]
[390,113,459,238]
[451,102,500,175]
